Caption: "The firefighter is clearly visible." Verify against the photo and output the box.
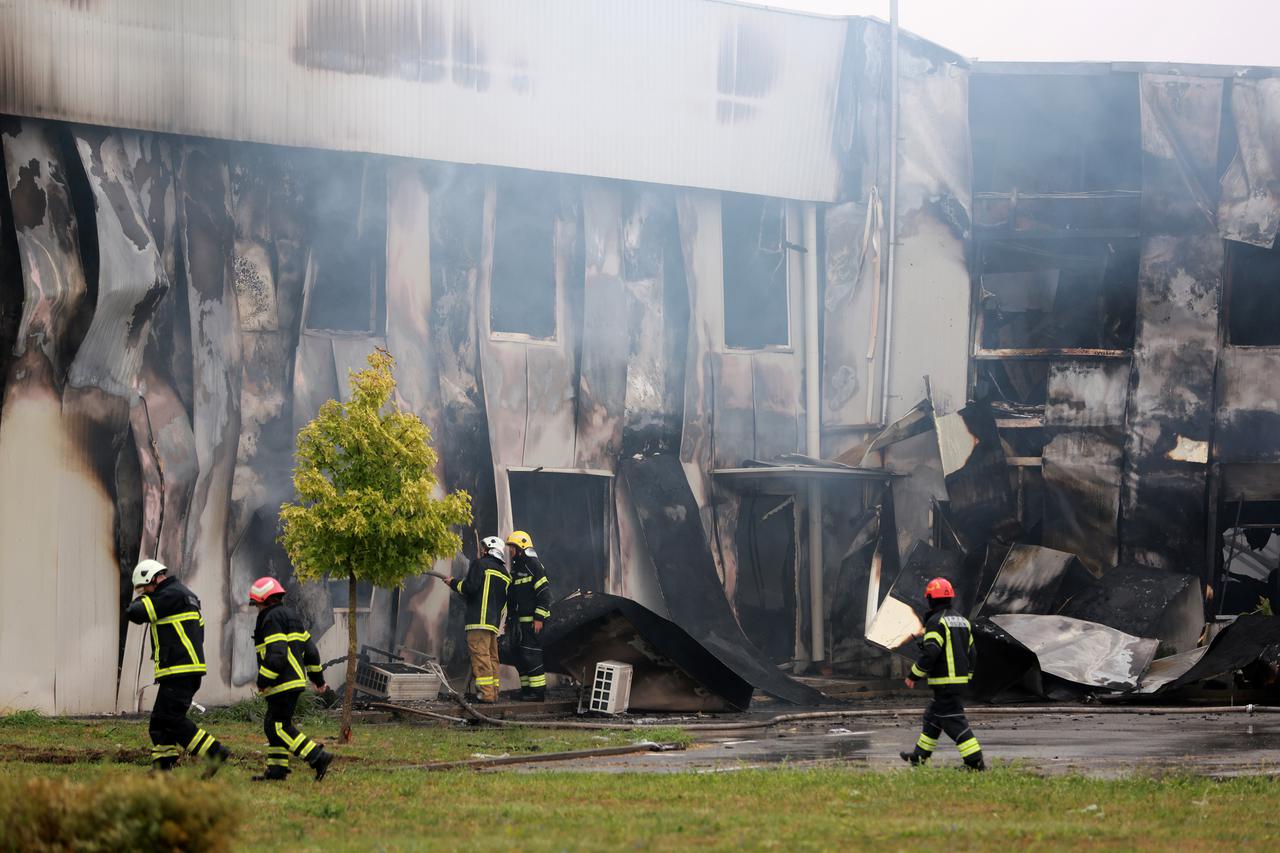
[248,576,335,782]
[431,536,510,703]
[125,559,231,775]
[900,577,985,771]
[505,530,551,701]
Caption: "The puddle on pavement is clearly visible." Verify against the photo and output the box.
[703,731,873,764]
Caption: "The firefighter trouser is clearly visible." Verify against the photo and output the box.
[512,621,546,694]
[915,688,982,763]
[150,675,221,768]
[264,690,323,773]
[466,629,500,702]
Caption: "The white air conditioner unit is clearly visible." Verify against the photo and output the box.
[584,660,633,715]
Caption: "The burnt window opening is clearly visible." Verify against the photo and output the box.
[1227,241,1280,346]
[305,158,386,334]
[722,192,789,349]
[490,172,559,341]
[976,238,1139,354]
[970,73,1142,194]
[507,471,609,597]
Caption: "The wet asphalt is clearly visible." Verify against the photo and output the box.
[518,711,1280,778]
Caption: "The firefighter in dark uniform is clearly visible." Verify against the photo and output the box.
[900,577,985,771]
[431,536,510,703]
[248,576,334,782]
[125,559,231,775]
[505,530,552,701]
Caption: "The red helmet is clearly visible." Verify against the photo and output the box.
[249,576,287,604]
[924,577,955,601]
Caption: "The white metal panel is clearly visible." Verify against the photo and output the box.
[0,0,851,201]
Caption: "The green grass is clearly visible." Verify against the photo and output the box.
[3,716,1280,850]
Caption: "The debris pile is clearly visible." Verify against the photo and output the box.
[862,397,1280,702]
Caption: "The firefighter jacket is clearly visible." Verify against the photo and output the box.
[125,576,207,680]
[910,606,976,687]
[254,602,325,697]
[449,554,510,633]
[508,548,552,624]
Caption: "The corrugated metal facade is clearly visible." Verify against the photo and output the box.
[0,0,852,201]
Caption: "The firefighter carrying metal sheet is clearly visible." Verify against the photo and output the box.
[900,577,985,771]
[248,577,334,782]
[431,536,510,703]
[505,530,552,701]
[125,559,231,775]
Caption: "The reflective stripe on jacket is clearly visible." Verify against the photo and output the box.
[449,554,510,633]
[508,549,552,623]
[910,607,976,687]
[254,602,325,697]
[125,576,207,680]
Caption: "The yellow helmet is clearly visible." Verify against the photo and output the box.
[506,530,533,551]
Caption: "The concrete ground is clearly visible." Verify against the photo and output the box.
[523,709,1280,778]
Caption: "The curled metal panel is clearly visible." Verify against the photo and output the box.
[990,614,1157,692]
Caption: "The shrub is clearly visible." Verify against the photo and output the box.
[0,774,240,852]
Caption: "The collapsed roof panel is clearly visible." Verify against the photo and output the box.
[539,591,754,712]
[865,541,966,653]
[1136,614,1280,695]
[1057,564,1204,655]
[989,614,1158,692]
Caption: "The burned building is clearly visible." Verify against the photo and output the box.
[0,1,1276,714]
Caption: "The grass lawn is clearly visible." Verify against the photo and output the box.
[3,712,1279,850]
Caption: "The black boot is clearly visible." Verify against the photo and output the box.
[963,751,986,772]
[201,743,231,779]
[150,758,178,773]
[309,749,334,782]
[516,688,545,702]
[899,748,930,766]
[251,766,290,782]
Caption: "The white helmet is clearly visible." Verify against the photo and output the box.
[481,535,505,562]
[132,559,168,589]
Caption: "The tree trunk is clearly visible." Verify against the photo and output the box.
[341,571,358,743]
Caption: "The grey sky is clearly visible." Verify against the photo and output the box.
[751,0,1280,66]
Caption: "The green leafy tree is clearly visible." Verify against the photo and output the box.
[280,349,471,741]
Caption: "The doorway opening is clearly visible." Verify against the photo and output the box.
[735,493,797,663]
[507,471,610,598]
